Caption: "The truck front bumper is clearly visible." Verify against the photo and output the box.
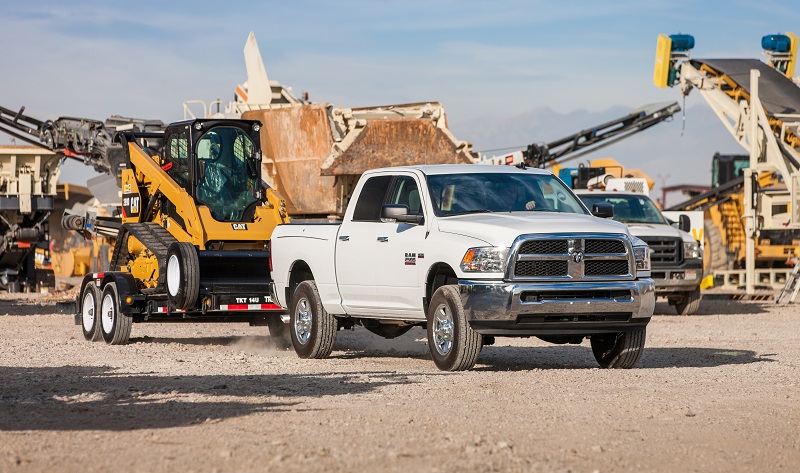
[459,279,655,336]
[650,259,703,294]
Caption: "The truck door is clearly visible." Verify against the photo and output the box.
[335,175,392,314]
[372,174,428,316]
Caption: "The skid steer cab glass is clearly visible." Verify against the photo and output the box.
[632,236,651,278]
[196,126,260,222]
[460,247,509,273]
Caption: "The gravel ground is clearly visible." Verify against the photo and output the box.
[0,289,798,473]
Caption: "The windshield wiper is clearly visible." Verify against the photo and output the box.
[445,209,493,216]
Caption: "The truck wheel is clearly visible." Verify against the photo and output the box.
[675,287,701,315]
[267,317,292,350]
[590,328,646,369]
[290,280,336,358]
[426,285,482,371]
[166,242,199,310]
[80,283,103,342]
[100,282,132,345]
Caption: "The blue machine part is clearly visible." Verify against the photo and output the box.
[559,168,578,188]
[762,34,791,53]
[669,34,695,52]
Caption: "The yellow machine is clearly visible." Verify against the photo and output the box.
[75,118,290,345]
[655,32,800,275]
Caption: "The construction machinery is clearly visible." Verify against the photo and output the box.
[655,32,800,291]
[73,118,290,344]
[0,106,166,291]
[0,145,58,291]
[665,153,800,272]
[478,102,681,168]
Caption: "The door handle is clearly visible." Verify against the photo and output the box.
[339,235,350,241]
[377,236,389,242]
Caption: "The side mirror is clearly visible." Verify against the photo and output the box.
[678,214,691,233]
[592,202,614,219]
[381,204,424,224]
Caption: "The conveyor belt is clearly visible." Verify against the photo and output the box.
[691,59,800,115]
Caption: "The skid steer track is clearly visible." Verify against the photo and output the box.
[109,223,178,290]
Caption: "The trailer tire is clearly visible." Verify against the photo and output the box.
[80,283,103,342]
[100,282,132,345]
[166,242,199,310]
[590,328,646,369]
[675,287,702,315]
[289,280,336,358]
[427,285,482,371]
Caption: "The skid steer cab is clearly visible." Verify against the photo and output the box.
[75,119,291,346]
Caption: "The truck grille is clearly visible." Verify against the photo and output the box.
[512,235,632,280]
[639,236,682,266]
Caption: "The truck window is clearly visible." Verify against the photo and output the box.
[352,175,393,221]
[387,175,423,215]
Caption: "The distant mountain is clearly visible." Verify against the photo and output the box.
[449,102,745,207]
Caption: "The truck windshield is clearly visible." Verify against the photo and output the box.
[196,126,260,222]
[426,172,587,217]
[578,193,666,224]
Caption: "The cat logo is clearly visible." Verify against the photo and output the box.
[232,223,248,230]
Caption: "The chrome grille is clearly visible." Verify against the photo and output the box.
[519,240,568,254]
[639,236,681,265]
[585,239,625,254]
[512,235,632,280]
[515,260,568,277]
[584,260,629,276]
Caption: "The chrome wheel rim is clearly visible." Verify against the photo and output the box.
[101,292,115,334]
[294,297,312,345]
[81,289,95,332]
[433,303,454,356]
[166,254,180,297]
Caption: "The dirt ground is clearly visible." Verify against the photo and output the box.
[0,288,798,473]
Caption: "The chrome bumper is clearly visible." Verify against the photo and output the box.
[459,279,655,335]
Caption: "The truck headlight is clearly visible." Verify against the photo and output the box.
[684,241,701,259]
[631,237,651,278]
[460,247,509,273]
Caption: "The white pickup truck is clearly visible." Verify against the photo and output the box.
[270,165,655,371]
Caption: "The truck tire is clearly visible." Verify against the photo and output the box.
[100,282,132,345]
[80,283,103,342]
[426,285,482,371]
[267,317,292,350]
[590,328,646,369]
[289,280,337,358]
[166,242,199,310]
[675,287,701,315]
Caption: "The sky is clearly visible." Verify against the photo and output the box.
[1,1,798,204]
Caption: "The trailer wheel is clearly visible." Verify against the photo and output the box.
[675,287,701,315]
[166,242,199,310]
[80,283,103,342]
[289,280,336,358]
[590,328,646,369]
[426,285,482,371]
[100,282,132,345]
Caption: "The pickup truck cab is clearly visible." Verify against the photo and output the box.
[271,165,655,371]
[574,189,703,315]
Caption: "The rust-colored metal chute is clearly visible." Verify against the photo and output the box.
[244,102,475,220]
